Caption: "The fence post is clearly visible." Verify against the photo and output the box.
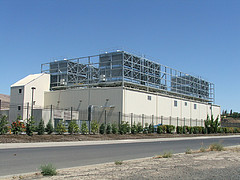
[71,107,73,121]
[118,111,121,127]
[152,115,154,126]
[177,117,178,127]
[169,116,171,125]
[190,118,192,127]
[201,119,203,127]
[50,104,52,122]
[131,113,133,127]
[196,118,197,127]
[142,114,144,128]
[161,116,163,125]
[184,117,186,127]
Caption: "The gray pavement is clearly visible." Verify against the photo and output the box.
[0,135,240,177]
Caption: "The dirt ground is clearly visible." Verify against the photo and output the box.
[4,146,240,180]
[0,133,238,143]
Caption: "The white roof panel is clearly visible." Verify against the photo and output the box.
[11,73,44,87]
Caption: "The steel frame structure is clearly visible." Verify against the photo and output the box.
[41,50,215,103]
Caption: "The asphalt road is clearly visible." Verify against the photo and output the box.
[0,136,240,177]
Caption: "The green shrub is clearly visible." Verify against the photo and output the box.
[228,127,234,133]
[217,127,224,133]
[114,160,123,165]
[106,124,112,134]
[81,121,89,135]
[40,163,57,176]
[68,120,79,134]
[45,120,54,135]
[0,115,9,135]
[149,124,154,133]
[185,148,192,154]
[200,146,206,152]
[11,116,25,135]
[162,125,167,133]
[131,124,137,134]
[111,123,118,134]
[157,125,164,134]
[209,143,224,151]
[166,125,175,134]
[183,126,188,134]
[176,126,183,134]
[37,119,45,135]
[91,121,99,134]
[193,126,203,134]
[99,123,105,134]
[162,151,172,158]
[26,117,35,136]
[136,122,143,133]
[143,123,149,134]
[55,120,66,135]
[204,115,219,134]
[189,127,193,134]
[119,121,130,135]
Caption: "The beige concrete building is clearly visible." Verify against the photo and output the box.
[9,50,221,127]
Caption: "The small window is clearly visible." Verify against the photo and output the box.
[185,102,187,106]
[194,104,197,109]
[18,105,21,111]
[147,96,151,101]
[174,100,177,107]
[19,89,22,94]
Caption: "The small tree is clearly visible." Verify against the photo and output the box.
[99,123,105,134]
[55,120,66,135]
[81,121,89,135]
[45,120,54,134]
[106,124,112,134]
[131,123,137,134]
[119,121,130,135]
[68,120,79,134]
[111,123,118,134]
[91,120,99,134]
[204,115,219,134]
[136,122,143,133]
[37,119,45,135]
[0,115,9,135]
[149,124,154,133]
[143,123,149,134]
[26,116,35,136]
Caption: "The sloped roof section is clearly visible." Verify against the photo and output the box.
[11,73,46,87]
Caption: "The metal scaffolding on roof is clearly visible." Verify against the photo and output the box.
[41,50,215,103]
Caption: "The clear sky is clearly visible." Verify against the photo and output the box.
[0,0,239,112]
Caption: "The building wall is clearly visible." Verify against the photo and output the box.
[44,87,123,121]
[123,88,220,126]
[9,74,50,122]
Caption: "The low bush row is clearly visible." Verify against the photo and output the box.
[1,114,240,135]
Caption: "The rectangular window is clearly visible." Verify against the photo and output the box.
[194,104,197,109]
[18,105,21,111]
[174,100,177,107]
[19,89,22,94]
[185,102,187,106]
[147,96,151,101]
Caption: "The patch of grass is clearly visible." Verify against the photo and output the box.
[115,160,123,165]
[185,148,192,154]
[209,143,224,151]
[200,147,206,152]
[40,163,57,176]
[162,151,172,158]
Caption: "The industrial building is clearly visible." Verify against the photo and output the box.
[8,50,220,127]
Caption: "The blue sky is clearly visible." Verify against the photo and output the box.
[0,0,239,112]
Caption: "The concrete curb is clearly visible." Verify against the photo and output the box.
[1,135,240,149]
